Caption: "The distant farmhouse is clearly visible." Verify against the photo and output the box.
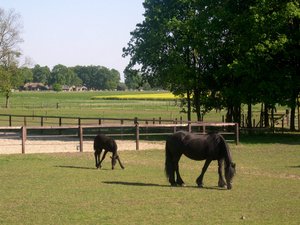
[21,83,88,92]
[62,85,88,92]
[22,83,49,91]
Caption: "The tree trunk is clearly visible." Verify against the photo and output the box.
[186,89,191,121]
[226,106,233,122]
[247,104,252,128]
[233,105,241,124]
[297,96,300,131]
[193,88,201,121]
[289,90,298,131]
[290,106,295,131]
[5,93,10,108]
[264,104,269,127]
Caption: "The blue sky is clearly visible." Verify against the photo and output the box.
[1,0,145,81]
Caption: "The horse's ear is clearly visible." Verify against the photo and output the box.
[231,162,236,168]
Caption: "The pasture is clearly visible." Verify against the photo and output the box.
[0,91,186,121]
[0,134,299,225]
[0,91,291,124]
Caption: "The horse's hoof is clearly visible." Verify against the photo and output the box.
[197,183,204,188]
[227,184,232,190]
[177,183,186,187]
[170,183,177,187]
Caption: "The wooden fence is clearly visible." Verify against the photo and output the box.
[0,113,182,127]
[0,122,239,154]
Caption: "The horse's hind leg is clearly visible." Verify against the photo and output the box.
[174,159,185,186]
[171,154,184,186]
[116,155,125,169]
[218,159,226,187]
[196,159,212,187]
[94,150,101,168]
[167,160,176,186]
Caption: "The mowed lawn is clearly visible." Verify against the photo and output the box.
[0,135,299,225]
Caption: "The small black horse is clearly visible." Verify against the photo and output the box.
[165,131,236,189]
[94,134,125,170]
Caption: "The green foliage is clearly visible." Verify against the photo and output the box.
[52,83,62,92]
[72,65,120,90]
[123,0,300,126]
[32,65,51,84]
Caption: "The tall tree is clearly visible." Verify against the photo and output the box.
[72,65,120,90]
[0,8,23,107]
[124,0,299,127]
[32,64,51,84]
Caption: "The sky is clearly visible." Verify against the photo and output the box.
[1,0,145,81]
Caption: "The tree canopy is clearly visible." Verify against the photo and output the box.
[123,0,299,129]
[0,8,23,107]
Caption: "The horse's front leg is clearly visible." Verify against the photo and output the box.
[218,159,226,188]
[99,150,108,168]
[116,155,125,169]
[94,150,101,169]
[196,159,212,188]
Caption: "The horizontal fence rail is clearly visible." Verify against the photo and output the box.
[0,122,239,154]
[0,113,182,127]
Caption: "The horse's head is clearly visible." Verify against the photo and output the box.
[110,155,117,170]
[225,162,236,189]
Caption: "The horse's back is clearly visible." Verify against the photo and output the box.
[168,131,225,160]
[94,134,117,152]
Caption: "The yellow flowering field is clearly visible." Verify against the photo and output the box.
[91,92,180,100]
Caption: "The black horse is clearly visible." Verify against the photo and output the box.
[165,131,236,189]
[94,134,125,170]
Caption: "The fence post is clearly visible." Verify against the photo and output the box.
[135,122,139,150]
[235,123,239,145]
[21,126,27,154]
[79,126,83,152]
[9,115,12,126]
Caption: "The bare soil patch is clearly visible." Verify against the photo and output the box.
[0,137,165,154]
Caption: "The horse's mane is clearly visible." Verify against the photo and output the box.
[213,133,233,166]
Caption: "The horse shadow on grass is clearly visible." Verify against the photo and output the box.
[55,165,110,171]
[102,181,227,190]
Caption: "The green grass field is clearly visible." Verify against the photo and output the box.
[0,134,299,225]
[0,91,293,127]
[0,91,189,122]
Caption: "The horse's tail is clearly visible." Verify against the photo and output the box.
[165,139,173,180]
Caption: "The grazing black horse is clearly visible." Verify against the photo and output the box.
[165,131,236,189]
[94,134,125,170]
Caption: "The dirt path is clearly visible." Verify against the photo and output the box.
[0,137,165,154]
